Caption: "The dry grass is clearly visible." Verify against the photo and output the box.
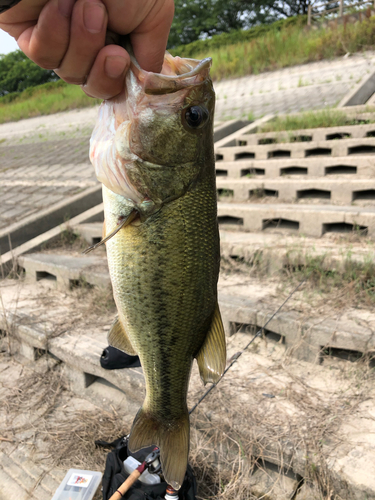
[221,244,375,309]
[1,319,375,500]
[187,349,375,500]
[0,363,128,500]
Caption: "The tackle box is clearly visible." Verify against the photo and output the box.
[51,469,102,500]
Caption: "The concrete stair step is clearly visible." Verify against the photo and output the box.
[219,229,375,271]
[216,136,375,161]
[18,252,110,289]
[73,224,375,271]
[3,263,375,368]
[217,201,375,238]
[238,121,375,146]
[75,222,103,245]
[217,177,375,205]
[215,155,375,179]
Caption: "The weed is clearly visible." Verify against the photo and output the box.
[259,108,375,133]
[282,252,375,306]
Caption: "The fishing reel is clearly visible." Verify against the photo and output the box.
[144,448,162,475]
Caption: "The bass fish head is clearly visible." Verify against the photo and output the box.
[90,53,215,217]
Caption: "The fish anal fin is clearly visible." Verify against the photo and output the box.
[108,317,137,356]
[128,407,189,490]
[196,303,227,385]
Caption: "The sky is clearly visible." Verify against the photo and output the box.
[0,30,19,55]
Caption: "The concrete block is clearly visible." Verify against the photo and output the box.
[19,342,37,361]
[63,363,98,393]
[216,177,375,204]
[213,119,249,143]
[18,252,110,290]
[217,202,375,239]
[339,69,375,107]
[216,136,375,162]
[214,114,274,149]
[241,123,375,146]
[216,156,375,180]
[296,482,323,500]
[74,222,103,245]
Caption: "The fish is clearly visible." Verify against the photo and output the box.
[89,49,226,490]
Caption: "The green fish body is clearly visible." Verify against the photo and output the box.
[90,52,226,489]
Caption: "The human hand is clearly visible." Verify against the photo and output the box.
[0,0,174,99]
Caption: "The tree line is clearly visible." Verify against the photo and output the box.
[0,0,307,96]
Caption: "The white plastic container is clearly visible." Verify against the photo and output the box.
[123,456,161,485]
[51,469,102,500]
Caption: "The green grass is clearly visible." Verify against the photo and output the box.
[0,80,100,124]
[259,108,375,133]
[199,16,375,80]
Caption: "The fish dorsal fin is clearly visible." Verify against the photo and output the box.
[196,303,227,385]
[108,317,137,356]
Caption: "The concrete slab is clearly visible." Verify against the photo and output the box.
[0,204,104,268]
[241,122,375,146]
[216,136,375,161]
[216,177,375,205]
[217,201,375,238]
[219,229,375,273]
[215,155,375,179]
[0,184,102,255]
[338,68,375,107]
[18,252,110,289]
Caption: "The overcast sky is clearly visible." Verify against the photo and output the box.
[0,30,19,55]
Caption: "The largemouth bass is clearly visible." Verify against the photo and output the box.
[90,51,226,490]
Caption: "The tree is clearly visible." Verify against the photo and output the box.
[168,0,277,47]
[0,51,58,96]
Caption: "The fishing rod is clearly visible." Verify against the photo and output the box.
[189,277,306,415]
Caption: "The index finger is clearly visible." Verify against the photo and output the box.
[130,0,174,73]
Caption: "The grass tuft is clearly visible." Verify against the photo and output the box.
[259,108,375,133]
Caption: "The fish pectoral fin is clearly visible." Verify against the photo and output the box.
[128,406,189,491]
[196,303,227,386]
[82,209,137,254]
[108,317,138,356]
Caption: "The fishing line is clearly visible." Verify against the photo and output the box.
[189,277,306,415]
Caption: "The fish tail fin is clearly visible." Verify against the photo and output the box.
[128,406,189,490]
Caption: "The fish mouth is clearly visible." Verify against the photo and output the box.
[130,55,212,95]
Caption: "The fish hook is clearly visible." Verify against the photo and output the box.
[82,210,138,254]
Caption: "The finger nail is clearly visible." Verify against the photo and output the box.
[105,56,128,78]
[83,2,106,33]
[58,0,75,17]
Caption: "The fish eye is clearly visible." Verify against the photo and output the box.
[184,106,209,130]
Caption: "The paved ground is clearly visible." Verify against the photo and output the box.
[1,51,375,145]
[0,136,96,231]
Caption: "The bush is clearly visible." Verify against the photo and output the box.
[0,51,59,96]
